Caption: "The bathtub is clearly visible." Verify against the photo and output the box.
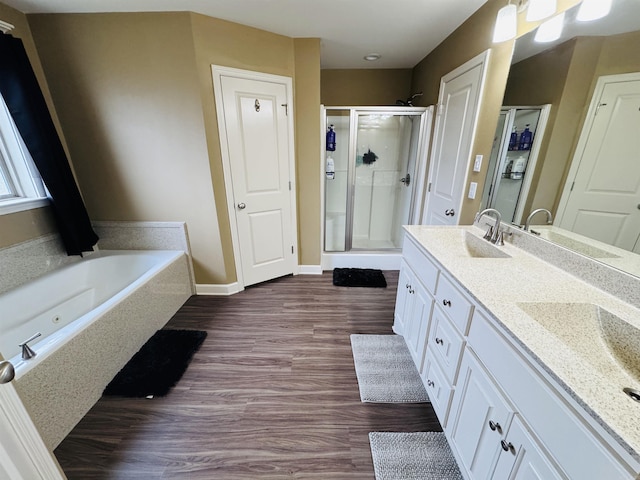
[1,249,193,449]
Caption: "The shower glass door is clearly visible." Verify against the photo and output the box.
[351,113,418,249]
[324,107,428,252]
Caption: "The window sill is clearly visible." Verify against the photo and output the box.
[0,197,50,215]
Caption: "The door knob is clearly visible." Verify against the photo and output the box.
[0,361,15,384]
[400,173,411,186]
[237,203,246,210]
[445,208,455,217]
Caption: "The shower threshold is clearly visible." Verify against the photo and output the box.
[321,251,402,271]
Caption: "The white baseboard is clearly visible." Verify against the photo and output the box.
[299,265,323,275]
[196,282,243,296]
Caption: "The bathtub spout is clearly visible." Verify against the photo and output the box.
[19,332,41,360]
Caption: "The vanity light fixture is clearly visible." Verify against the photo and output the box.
[577,0,612,21]
[364,53,381,61]
[534,11,565,42]
[526,0,556,22]
[493,2,518,43]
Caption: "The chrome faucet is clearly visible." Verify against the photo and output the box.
[475,208,502,244]
[19,332,41,360]
[524,208,553,232]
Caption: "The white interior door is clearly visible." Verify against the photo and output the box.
[214,68,297,287]
[557,74,640,250]
[423,51,489,225]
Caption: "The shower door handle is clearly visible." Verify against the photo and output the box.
[400,173,411,186]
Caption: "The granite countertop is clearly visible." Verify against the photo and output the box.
[404,225,640,463]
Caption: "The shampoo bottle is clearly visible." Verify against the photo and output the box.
[326,125,336,152]
[519,124,533,150]
[509,126,518,151]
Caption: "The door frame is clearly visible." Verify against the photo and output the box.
[0,375,65,479]
[421,50,490,225]
[212,66,299,289]
[556,71,640,225]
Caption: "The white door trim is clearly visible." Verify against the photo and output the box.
[212,66,299,288]
[556,71,640,224]
[0,378,65,479]
[422,49,490,224]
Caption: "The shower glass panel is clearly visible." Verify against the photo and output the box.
[324,107,428,252]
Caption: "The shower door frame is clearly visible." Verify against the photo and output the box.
[322,106,432,253]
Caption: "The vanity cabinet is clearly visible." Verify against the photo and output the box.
[396,230,637,480]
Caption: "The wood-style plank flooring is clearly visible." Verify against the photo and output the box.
[54,271,442,479]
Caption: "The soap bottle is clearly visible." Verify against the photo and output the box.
[519,124,533,150]
[326,155,335,180]
[326,125,336,152]
[510,155,526,180]
[509,126,518,151]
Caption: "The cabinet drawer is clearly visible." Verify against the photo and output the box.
[403,235,439,294]
[469,309,633,480]
[422,350,454,427]
[429,305,465,384]
[435,273,473,335]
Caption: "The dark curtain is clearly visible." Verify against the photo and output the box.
[0,33,98,255]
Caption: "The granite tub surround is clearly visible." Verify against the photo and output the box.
[0,233,82,295]
[13,252,192,450]
[403,225,640,469]
[93,221,196,293]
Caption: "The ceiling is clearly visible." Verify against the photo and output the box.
[1,0,488,69]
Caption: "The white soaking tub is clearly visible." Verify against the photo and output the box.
[0,250,193,449]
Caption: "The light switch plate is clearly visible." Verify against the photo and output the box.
[473,155,483,172]
[468,182,478,199]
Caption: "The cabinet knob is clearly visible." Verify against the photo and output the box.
[442,299,452,307]
[427,379,435,388]
[409,288,415,294]
[435,337,444,345]
[488,420,502,433]
[500,440,515,454]
[406,283,411,289]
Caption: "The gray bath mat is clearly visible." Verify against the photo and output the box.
[350,334,429,403]
[369,432,463,480]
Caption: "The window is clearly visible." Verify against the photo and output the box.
[0,93,48,214]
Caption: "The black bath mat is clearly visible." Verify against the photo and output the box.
[104,329,207,398]
[333,268,387,288]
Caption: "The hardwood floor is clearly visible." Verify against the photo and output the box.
[54,271,442,479]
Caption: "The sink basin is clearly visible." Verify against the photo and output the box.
[461,231,511,259]
[517,302,640,382]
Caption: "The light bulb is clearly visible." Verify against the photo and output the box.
[534,11,565,43]
[493,4,518,43]
[526,0,557,22]
[577,0,612,21]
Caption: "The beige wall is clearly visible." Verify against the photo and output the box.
[321,69,412,106]
[294,39,322,266]
[28,12,320,284]
[0,2,67,248]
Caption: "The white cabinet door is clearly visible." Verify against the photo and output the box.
[405,284,433,373]
[448,348,514,480]
[492,415,566,480]
[393,262,413,335]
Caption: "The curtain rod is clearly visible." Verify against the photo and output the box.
[0,20,15,33]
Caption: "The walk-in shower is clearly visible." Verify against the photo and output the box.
[322,106,432,269]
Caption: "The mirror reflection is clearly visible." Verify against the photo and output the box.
[485,0,640,275]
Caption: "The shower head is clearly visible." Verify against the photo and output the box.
[396,92,423,107]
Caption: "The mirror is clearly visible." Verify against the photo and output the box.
[497,0,640,276]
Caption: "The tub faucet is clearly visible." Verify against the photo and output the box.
[475,208,502,244]
[524,208,553,231]
[19,332,41,360]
